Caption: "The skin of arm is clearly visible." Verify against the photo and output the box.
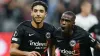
[95,42,100,50]
[10,43,28,56]
[10,43,41,56]
[51,45,56,56]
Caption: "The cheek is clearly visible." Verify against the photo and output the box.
[42,13,46,17]
[31,12,35,16]
[42,14,45,17]
[60,21,64,25]
[68,24,73,28]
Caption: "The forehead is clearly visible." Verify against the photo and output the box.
[61,14,73,20]
[82,2,91,7]
[33,5,45,10]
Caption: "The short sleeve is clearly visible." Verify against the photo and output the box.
[11,25,24,45]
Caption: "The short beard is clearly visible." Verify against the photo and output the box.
[32,18,41,24]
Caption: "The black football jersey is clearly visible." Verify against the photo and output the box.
[11,21,55,55]
[54,25,97,56]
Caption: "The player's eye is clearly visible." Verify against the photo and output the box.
[34,9,38,12]
[65,20,71,22]
[61,19,71,22]
[61,19,65,21]
[40,10,44,13]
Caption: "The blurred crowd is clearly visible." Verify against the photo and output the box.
[0,0,100,56]
[0,0,100,32]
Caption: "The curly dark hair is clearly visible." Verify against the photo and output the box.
[62,11,76,20]
[31,1,48,12]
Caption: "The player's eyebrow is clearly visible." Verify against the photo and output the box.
[39,9,44,13]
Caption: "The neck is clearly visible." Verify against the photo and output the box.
[62,30,73,38]
[31,21,43,28]
[81,12,89,17]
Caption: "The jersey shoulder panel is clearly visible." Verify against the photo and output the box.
[74,25,89,38]
[16,20,31,29]
[54,27,63,39]
[44,22,56,31]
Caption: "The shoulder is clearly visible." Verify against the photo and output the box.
[44,22,54,27]
[74,25,89,37]
[74,25,88,34]
[16,20,31,29]
[76,13,80,16]
[76,13,81,17]
[53,27,62,38]
[89,14,98,24]
[75,14,82,21]
[19,20,31,26]
[89,14,97,17]
[89,14,98,20]
[44,22,56,31]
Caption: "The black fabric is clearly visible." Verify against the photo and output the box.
[11,20,56,55]
[54,25,97,56]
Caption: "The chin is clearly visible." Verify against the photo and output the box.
[61,29,64,32]
[61,27,66,32]
[36,21,41,23]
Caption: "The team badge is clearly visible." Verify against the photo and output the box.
[69,40,76,47]
[45,32,51,39]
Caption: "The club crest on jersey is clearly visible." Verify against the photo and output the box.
[69,40,76,47]
[45,32,51,39]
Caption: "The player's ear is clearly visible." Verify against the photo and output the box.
[31,11,33,16]
[45,12,47,17]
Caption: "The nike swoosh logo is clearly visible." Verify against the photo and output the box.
[29,33,35,36]
[57,40,63,42]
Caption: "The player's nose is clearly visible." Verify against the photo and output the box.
[62,21,66,24]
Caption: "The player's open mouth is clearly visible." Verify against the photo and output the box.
[61,27,65,31]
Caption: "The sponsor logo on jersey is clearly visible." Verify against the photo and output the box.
[69,40,76,47]
[29,40,47,46]
[60,49,75,55]
[29,40,47,49]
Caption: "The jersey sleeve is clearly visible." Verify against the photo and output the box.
[88,34,97,48]
[11,25,24,45]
